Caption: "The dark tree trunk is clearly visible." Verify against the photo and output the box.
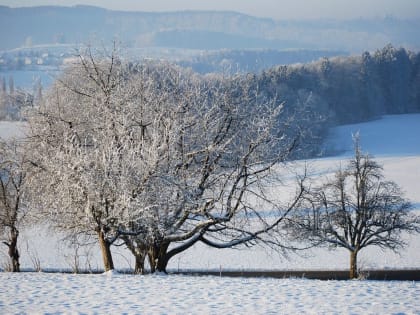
[97,229,114,272]
[122,236,146,275]
[7,227,20,272]
[134,253,146,275]
[147,249,156,274]
[148,242,170,273]
[147,234,203,273]
[349,250,358,279]
[156,253,169,273]
[149,234,203,273]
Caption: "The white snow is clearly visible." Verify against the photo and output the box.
[0,273,419,314]
[324,114,420,157]
[0,121,27,140]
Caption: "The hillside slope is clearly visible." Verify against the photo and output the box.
[324,114,420,157]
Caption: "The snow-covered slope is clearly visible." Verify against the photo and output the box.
[324,114,420,157]
[0,114,419,271]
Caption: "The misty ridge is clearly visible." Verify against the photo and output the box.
[0,5,419,52]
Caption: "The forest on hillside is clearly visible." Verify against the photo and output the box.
[259,45,420,124]
[180,45,420,156]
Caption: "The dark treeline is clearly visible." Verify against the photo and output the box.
[256,45,420,126]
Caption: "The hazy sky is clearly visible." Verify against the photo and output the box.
[1,0,420,20]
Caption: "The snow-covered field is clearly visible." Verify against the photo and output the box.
[1,272,419,314]
[0,114,419,314]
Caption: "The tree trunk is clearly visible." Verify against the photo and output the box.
[147,248,156,274]
[148,242,170,273]
[122,236,146,274]
[8,227,20,272]
[349,250,358,279]
[97,230,114,272]
[156,253,169,273]
[148,234,202,273]
[134,253,145,275]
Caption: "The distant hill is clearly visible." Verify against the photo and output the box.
[0,5,419,52]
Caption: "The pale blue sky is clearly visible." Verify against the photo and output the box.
[1,0,420,20]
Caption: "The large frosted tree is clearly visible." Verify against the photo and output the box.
[28,47,305,272]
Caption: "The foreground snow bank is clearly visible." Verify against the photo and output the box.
[0,273,419,314]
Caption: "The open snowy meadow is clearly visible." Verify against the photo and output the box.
[1,272,419,314]
[1,114,420,314]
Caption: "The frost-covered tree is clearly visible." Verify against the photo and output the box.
[28,46,305,272]
[287,137,420,279]
[133,74,305,273]
[0,140,30,272]
[27,46,159,271]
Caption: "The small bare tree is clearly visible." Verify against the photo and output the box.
[0,140,29,272]
[288,137,420,279]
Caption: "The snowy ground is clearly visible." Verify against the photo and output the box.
[324,114,420,157]
[1,272,419,314]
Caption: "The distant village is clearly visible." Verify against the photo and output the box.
[0,47,74,71]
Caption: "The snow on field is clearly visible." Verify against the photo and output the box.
[0,121,26,140]
[324,114,420,157]
[0,114,419,272]
[1,272,419,314]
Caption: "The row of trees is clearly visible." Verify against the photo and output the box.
[1,47,419,278]
[7,47,307,274]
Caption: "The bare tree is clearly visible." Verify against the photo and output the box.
[287,137,420,279]
[0,140,29,272]
[28,46,306,273]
